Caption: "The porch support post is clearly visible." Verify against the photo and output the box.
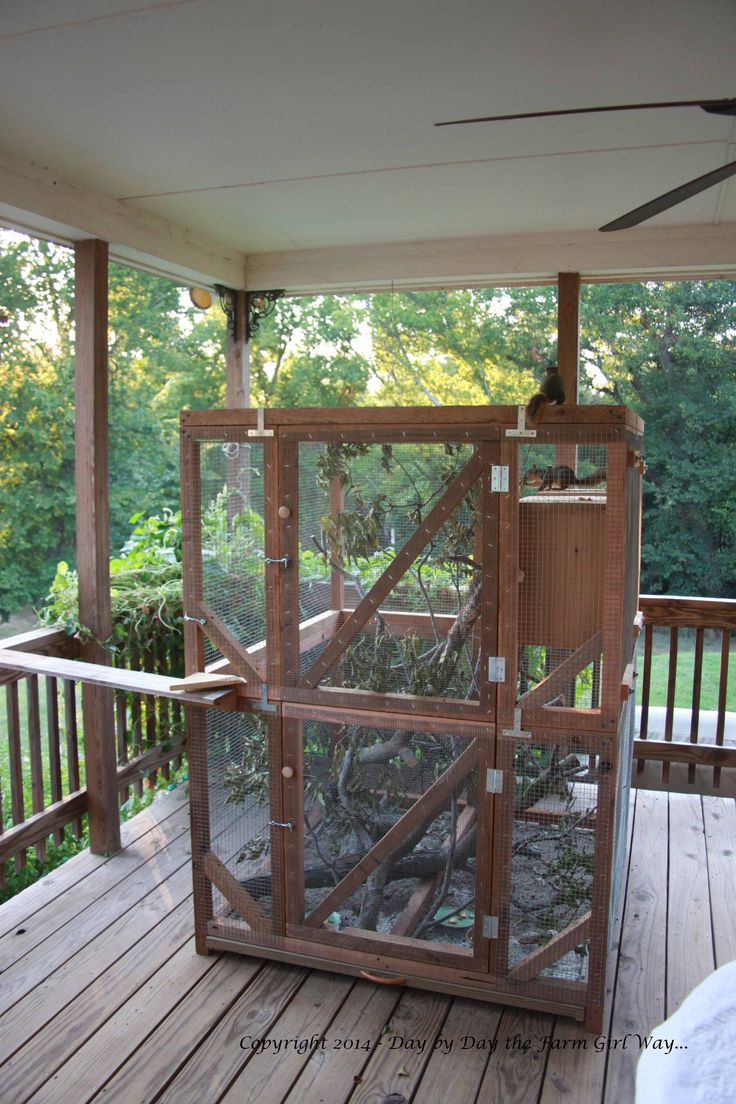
[226,289,249,408]
[74,238,121,854]
[557,271,581,404]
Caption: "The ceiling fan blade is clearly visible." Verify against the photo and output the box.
[435,97,736,127]
[599,160,736,231]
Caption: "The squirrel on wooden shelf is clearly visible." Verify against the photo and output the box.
[525,365,566,422]
[524,464,607,492]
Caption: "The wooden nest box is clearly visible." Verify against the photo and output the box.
[180,404,644,1033]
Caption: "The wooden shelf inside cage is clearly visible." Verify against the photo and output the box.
[180,405,643,1034]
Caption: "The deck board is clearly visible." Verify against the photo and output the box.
[0,784,731,1104]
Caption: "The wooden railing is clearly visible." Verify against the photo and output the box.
[634,595,736,794]
[0,626,222,887]
[1,595,734,887]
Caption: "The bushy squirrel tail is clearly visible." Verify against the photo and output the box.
[577,467,607,486]
[526,392,547,421]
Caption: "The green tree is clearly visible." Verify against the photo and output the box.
[581,280,736,596]
[367,288,550,406]
[0,231,227,616]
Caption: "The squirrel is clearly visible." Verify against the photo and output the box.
[526,365,566,422]
[524,465,607,492]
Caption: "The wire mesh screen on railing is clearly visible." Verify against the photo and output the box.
[291,435,487,707]
[292,710,483,960]
[516,440,608,720]
[205,708,274,921]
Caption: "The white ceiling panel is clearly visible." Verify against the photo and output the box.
[0,0,734,282]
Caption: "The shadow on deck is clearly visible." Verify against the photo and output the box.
[0,784,734,1104]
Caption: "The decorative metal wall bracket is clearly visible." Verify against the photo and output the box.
[213,284,237,340]
[245,289,285,343]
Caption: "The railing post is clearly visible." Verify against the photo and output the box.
[75,239,121,854]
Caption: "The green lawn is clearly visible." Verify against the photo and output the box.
[645,648,735,712]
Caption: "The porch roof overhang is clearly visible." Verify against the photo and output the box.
[1,0,735,293]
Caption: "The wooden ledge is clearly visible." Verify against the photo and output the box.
[0,648,237,708]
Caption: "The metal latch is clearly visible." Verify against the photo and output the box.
[505,405,537,438]
[264,556,290,567]
[247,408,275,438]
[482,915,499,939]
[268,820,294,830]
[486,769,503,794]
[501,707,532,740]
[490,465,509,493]
[183,613,207,625]
[257,682,278,714]
[487,656,506,683]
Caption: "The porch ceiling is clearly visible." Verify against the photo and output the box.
[1,0,735,290]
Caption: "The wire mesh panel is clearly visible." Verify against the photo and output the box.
[281,431,495,715]
[514,437,610,726]
[291,440,334,660]
[493,731,612,992]
[283,706,489,966]
[197,438,267,666]
[181,407,642,1028]
[609,672,636,944]
[204,708,278,927]
[621,445,644,680]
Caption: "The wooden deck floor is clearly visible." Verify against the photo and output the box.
[1,784,734,1104]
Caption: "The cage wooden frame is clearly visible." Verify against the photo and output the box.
[181,404,644,1033]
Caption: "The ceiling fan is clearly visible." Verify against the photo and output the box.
[434,98,736,231]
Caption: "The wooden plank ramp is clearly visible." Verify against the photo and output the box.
[0,786,731,1104]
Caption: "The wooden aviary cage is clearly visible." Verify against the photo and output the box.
[180,405,643,1032]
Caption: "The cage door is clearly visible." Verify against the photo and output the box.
[281,707,493,971]
[278,431,499,716]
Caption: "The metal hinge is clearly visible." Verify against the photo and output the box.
[487,656,506,683]
[482,915,499,939]
[486,768,503,794]
[490,465,509,493]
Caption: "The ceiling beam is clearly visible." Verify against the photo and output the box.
[2,147,735,294]
[246,223,736,295]
[0,148,246,288]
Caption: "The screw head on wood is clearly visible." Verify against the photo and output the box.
[278,505,291,519]
[281,765,295,779]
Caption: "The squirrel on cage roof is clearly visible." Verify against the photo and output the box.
[526,365,566,422]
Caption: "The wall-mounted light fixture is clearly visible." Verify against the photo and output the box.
[188,287,213,310]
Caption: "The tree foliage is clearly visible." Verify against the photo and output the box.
[0,232,225,617]
[581,281,736,594]
[1,226,735,612]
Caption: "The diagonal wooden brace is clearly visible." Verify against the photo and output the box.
[518,631,603,713]
[303,737,478,929]
[203,849,271,932]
